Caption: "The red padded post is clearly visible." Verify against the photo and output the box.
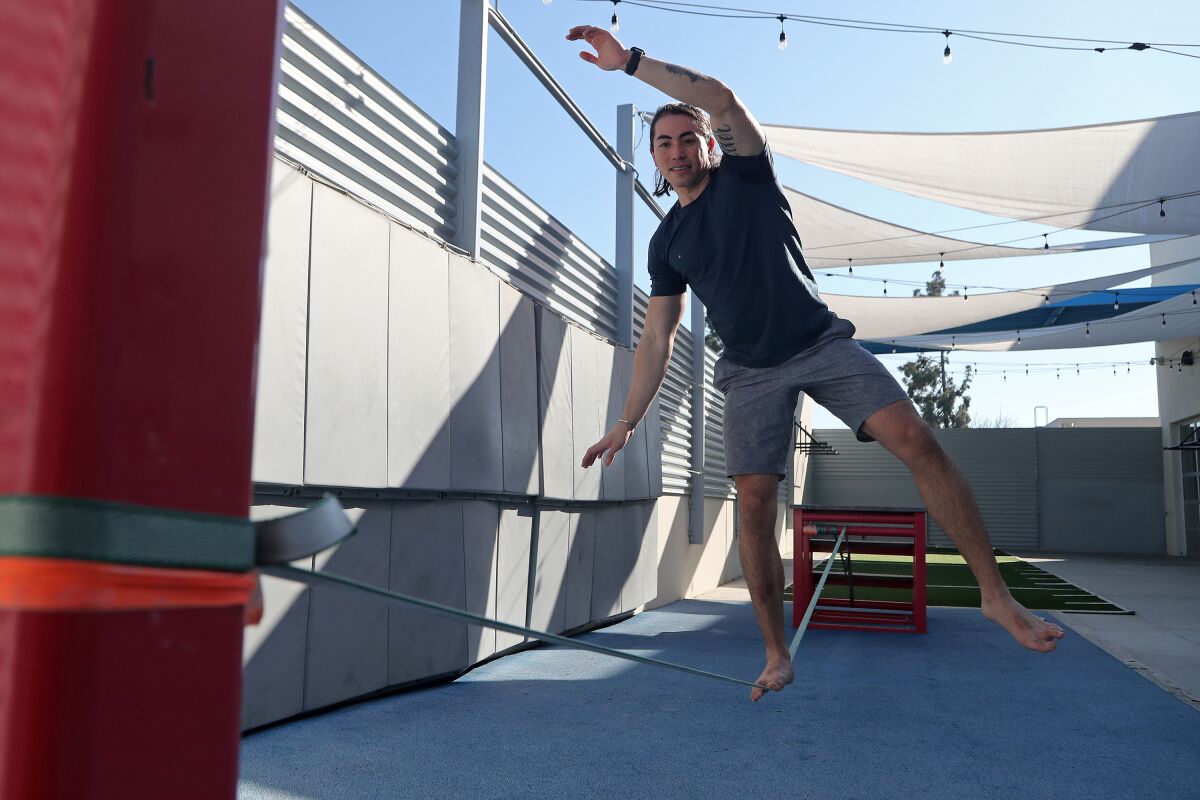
[0,2,282,797]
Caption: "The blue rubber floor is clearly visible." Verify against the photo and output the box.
[239,602,1200,799]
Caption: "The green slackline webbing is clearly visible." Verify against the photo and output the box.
[265,564,774,694]
[0,494,255,572]
[789,527,847,660]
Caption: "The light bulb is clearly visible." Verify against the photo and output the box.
[779,32,788,50]
[610,14,619,33]
[943,46,952,65]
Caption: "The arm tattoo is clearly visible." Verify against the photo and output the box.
[715,125,737,154]
[664,63,704,83]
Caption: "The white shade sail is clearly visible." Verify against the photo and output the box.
[823,258,1200,340]
[765,111,1200,236]
[860,292,1199,352]
[787,187,1174,268]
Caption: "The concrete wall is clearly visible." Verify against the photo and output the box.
[1150,235,1200,557]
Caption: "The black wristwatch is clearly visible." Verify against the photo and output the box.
[624,47,645,76]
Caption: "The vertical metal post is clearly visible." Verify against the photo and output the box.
[454,0,488,260]
[614,104,636,349]
[688,291,707,543]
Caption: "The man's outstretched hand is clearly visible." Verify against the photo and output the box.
[580,424,634,468]
[566,25,630,71]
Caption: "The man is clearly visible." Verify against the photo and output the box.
[569,25,1064,702]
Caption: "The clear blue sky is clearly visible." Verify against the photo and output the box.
[294,0,1198,428]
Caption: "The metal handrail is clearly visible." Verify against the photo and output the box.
[487,6,665,222]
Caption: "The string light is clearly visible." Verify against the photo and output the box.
[1160,199,1166,218]
[963,287,969,302]
[1017,330,1022,343]
[1113,291,1120,310]
[951,335,956,350]
[610,0,620,33]
[1192,290,1197,306]
[1163,313,1167,326]
[1043,233,1049,250]
[883,279,888,296]
[939,253,945,268]
[1085,322,1090,336]
[778,14,788,50]
[582,1,1200,64]
[847,258,853,274]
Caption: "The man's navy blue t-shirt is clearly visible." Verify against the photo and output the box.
[648,143,837,368]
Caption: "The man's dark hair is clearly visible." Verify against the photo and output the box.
[648,103,720,197]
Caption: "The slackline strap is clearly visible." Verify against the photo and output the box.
[789,527,847,660]
[0,494,254,571]
[265,564,773,694]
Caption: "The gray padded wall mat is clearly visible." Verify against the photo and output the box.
[388,501,469,686]
[616,347,651,501]
[499,283,540,496]
[305,185,389,488]
[388,226,453,490]
[530,509,570,635]
[252,164,311,486]
[538,309,574,502]
[618,504,647,613]
[591,506,629,620]
[646,395,664,497]
[570,328,603,501]
[304,502,391,710]
[463,500,499,663]
[639,501,659,606]
[448,262,504,492]
[243,500,315,730]
[497,504,534,651]
[565,509,596,630]
[599,343,626,502]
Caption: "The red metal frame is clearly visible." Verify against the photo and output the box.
[793,506,927,634]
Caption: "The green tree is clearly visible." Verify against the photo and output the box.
[900,270,973,428]
[705,314,724,355]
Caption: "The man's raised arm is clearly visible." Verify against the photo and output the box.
[566,25,765,157]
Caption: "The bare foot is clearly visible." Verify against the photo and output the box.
[750,655,794,702]
[981,593,1066,652]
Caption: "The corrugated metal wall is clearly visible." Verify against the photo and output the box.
[806,428,1039,550]
[1036,428,1165,554]
[806,427,1165,553]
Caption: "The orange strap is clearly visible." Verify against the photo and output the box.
[0,557,260,622]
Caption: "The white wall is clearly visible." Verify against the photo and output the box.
[1150,235,1200,556]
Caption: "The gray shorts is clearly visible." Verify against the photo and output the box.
[713,322,909,479]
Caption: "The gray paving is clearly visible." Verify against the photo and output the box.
[1025,552,1200,709]
[239,598,1200,800]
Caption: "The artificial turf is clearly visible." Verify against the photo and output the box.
[784,548,1127,613]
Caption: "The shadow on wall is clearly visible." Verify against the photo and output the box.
[244,169,664,730]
